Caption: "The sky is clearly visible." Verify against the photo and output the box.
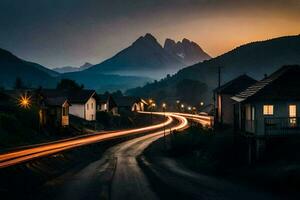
[0,0,300,68]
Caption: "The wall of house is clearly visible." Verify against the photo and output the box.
[247,101,300,135]
[85,97,96,121]
[69,104,85,119]
[100,103,108,111]
[221,94,235,125]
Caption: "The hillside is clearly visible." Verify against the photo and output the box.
[53,62,93,73]
[61,71,152,92]
[127,35,300,104]
[0,48,57,88]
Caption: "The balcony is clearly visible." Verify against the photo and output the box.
[264,117,300,136]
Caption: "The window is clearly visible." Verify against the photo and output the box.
[87,104,89,110]
[289,105,297,126]
[289,105,297,117]
[62,106,68,116]
[91,103,93,109]
[263,105,274,115]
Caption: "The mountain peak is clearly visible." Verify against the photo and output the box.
[182,38,190,43]
[164,37,211,65]
[135,33,157,44]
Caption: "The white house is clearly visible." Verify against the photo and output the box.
[68,90,97,121]
[232,65,300,137]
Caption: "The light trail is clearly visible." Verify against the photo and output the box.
[0,115,174,168]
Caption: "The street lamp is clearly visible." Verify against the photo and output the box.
[200,101,204,106]
[150,102,156,124]
[18,93,31,109]
[181,104,185,112]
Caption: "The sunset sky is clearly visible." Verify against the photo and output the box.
[0,0,299,68]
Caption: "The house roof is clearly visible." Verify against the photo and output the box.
[97,94,118,109]
[40,89,96,104]
[68,90,96,104]
[45,97,69,107]
[97,94,110,104]
[114,96,141,107]
[214,74,257,95]
[232,65,300,102]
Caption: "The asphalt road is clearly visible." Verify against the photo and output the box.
[31,112,189,200]
[0,112,175,168]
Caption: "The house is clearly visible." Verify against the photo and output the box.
[40,89,97,121]
[39,96,70,127]
[97,94,118,115]
[214,75,256,126]
[68,90,97,121]
[232,65,300,137]
[114,96,147,113]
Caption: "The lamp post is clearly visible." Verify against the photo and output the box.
[176,100,180,111]
[151,103,156,124]
[162,102,167,150]
[181,104,184,112]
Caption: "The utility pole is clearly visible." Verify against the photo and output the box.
[218,66,221,89]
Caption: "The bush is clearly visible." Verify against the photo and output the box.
[170,126,214,156]
[0,113,18,133]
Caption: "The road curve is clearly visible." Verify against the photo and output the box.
[0,114,174,168]
[33,113,189,200]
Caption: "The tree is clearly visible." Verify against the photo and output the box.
[111,90,123,97]
[56,79,84,91]
[14,77,25,89]
[176,79,207,105]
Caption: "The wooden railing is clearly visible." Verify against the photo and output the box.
[264,117,300,136]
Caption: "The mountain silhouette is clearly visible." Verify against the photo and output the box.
[0,48,57,88]
[53,62,93,73]
[84,33,210,78]
[164,38,211,66]
[127,35,300,103]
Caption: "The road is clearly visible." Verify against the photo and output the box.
[31,112,189,200]
[0,113,175,168]
[2,112,218,200]
[0,111,205,168]
[28,112,275,200]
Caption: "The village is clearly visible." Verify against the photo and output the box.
[1,65,300,199]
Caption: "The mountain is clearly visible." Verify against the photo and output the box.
[61,71,152,92]
[164,38,211,66]
[0,48,151,91]
[84,33,210,78]
[53,62,93,73]
[127,35,300,104]
[0,48,57,88]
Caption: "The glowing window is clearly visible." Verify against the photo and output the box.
[289,105,297,127]
[289,105,297,117]
[263,105,273,115]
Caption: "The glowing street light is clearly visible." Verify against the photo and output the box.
[181,104,184,108]
[18,93,31,109]
[176,100,180,104]
[200,102,204,106]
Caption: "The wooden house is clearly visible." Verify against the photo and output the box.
[214,75,256,126]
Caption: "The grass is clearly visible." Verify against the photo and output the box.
[167,126,300,197]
